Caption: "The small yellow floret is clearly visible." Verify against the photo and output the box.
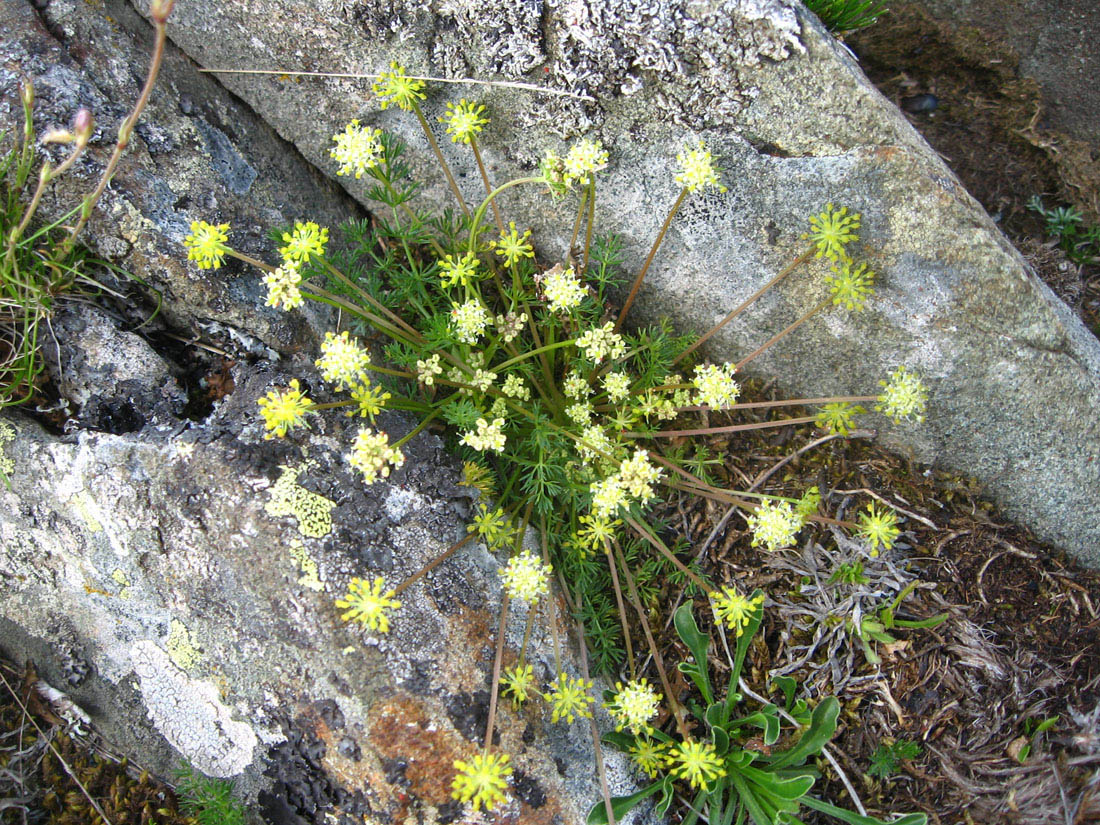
[745,500,802,551]
[807,203,860,262]
[605,679,662,734]
[372,62,426,111]
[316,331,370,390]
[330,120,383,178]
[710,585,765,636]
[347,427,405,484]
[499,550,551,604]
[491,221,535,267]
[335,576,400,633]
[257,379,313,439]
[262,261,304,310]
[279,221,328,264]
[675,139,726,193]
[184,220,230,270]
[825,261,875,311]
[440,99,489,143]
[451,751,511,812]
[502,664,535,707]
[856,502,901,555]
[876,365,928,423]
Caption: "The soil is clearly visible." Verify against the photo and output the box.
[845,2,1100,335]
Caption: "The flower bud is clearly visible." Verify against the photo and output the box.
[73,108,94,146]
[150,0,175,22]
[20,77,34,109]
[41,129,75,145]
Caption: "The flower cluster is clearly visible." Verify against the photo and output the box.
[347,427,405,484]
[416,353,443,385]
[877,365,928,423]
[807,203,860,262]
[826,262,875,311]
[815,401,865,436]
[675,139,726,193]
[262,261,303,310]
[258,379,313,439]
[745,500,803,551]
[603,371,631,402]
[451,751,511,812]
[563,138,609,186]
[450,300,490,344]
[605,679,661,734]
[856,502,901,555]
[499,550,551,604]
[575,322,626,363]
[693,362,740,409]
[589,450,662,518]
[316,331,370,390]
[541,264,586,312]
[330,120,383,178]
[438,252,480,288]
[279,221,328,263]
[440,98,488,144]
[502,664,535,707]
[666,739,726,790]
[461,417,506,452]
[335,576,401,633]
[184,220,230,270]
[491,222,535,267]
[372,62,426,111]
[710,585,765,636]
[545,673,595,724]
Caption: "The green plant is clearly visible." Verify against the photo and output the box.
[174,761,247,825]
[1028,195,1100,266]
[803,0,888,34]
[0,0,173,408]
[1013,715,1059,763]
[847,581,947,665]
[183,65,931,820]
[867,739,921,779]
[592,602,926,824]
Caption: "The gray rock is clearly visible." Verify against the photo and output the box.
[0,371,649,821]
[0,0,360,354]
[146,0,1100,561]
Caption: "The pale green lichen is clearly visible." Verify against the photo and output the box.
[70,490,103,533]
[0,421,14,478]
[111,568,133,599]
[289,540,323,591]
[166,619,203,671]
[264,465,335,538]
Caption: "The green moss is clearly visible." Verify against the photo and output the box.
[264,464,335,538]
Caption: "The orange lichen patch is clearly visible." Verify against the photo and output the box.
[368,694,469,806]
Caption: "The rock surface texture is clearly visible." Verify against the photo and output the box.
[140,0,1100,561]
[1,0,648,820]
[0,361,640,823]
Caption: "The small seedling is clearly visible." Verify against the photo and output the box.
[868,738,922,779]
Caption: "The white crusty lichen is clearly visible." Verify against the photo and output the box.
[129,640,257,777]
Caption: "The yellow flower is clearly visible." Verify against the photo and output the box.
[330,120,383,178]
[876,365,928,423]
[490,222,535,267]
[814,402,865,436]
[372,62,426,111]
[710,586,765,636]
[807,203,860,262]
[347,382,391,421]
[184,220,230,270]
[315,331,370,390]
[502,664,535,707]
[257,379,313,439]
[544,673,595,724]
[335,576,400,633]
[279,221,329,264]
[825,262,875,311]
[468,503,513,549]
[745,500,803,551]
[629,734,667,778]
[499,550,551,604]
[666,739,726,789]
[451,751,511,812]
[438,251,480,288]
[563,138,609,186]
[675,139,726,193]
[605,679,662,734]
[574,514,622,554]
[856,503,901,555]
[262,261,304,310]
[347,427,405,484]
[440,99,489,144]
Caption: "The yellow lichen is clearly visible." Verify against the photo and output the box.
[0,420,14,477]
[111,568,132,599]
[289,540,323,591]
[166,619,202,671]
[264,465,335,538]
[71,490,103,533]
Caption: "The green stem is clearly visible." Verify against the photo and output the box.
[633,415,817,439]
[493,338,575,371]
[582,180,596,275]
[393,410,440,449]
[320,257,423,341]
[566,186,588,266]
[467,177,542,257]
